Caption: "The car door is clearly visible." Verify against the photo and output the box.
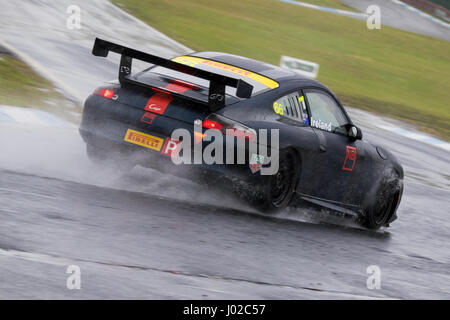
[301,88,366,207]
[270,89,322,192]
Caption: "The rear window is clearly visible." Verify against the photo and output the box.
[143,56,279,98]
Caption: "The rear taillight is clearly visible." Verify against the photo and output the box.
[94,88,115,99]
[202,114,256,142]
[202,119,224,130]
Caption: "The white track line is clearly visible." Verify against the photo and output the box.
[0,39,83,102]
[278,0,367,19]
[378,124,450,152]
[0,248,73,267]
[390,0,450,29]
[0,105,74,128]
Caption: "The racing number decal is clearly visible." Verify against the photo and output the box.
[273,102,284,115]
[342,146,357,171]
[273,96,307,122]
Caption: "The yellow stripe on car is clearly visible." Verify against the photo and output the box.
[172,56,279,89]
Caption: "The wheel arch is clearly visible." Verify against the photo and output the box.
[279,146,303,191]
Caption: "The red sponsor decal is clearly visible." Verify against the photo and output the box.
[145,81,196,115]
[161,138,181,158]
[145,92,173,115]
[249,163,262,174]
[141,112,156,125]
[342,146,357,171]
[201,60,252,76]
[165,80,195,93]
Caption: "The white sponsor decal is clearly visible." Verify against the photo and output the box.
[147,104,162,112]
[249,154,265,173]
[311,117,332,132]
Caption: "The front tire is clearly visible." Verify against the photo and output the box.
[362,181,399,230]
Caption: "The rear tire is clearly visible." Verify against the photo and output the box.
[86,142,108,164]
[251,149,299,212]
[86,142,134,172]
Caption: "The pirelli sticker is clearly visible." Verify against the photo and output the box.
[123,129,164,151]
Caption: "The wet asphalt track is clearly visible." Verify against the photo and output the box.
[340,0,450,42]
[0,1,449,299]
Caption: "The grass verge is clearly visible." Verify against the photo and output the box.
[0,53,80,123]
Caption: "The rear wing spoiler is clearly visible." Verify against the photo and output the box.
[92,38,253,111]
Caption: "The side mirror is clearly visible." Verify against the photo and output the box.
[348,125,363,140]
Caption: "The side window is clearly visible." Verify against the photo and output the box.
[273,91,309,125]
[305,90,349,134]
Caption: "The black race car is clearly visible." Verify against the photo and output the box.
[80,38,404,229]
